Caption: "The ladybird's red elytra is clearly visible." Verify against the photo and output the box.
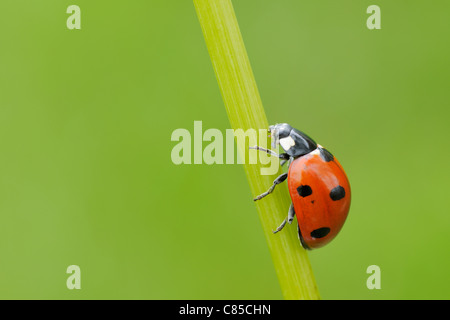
[251,123,351,250]
[288,146,350,249]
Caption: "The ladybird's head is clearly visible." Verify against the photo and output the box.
[268,123,317,157]
[269,123,293,149]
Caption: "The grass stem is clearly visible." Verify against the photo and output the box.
[193,0,320,300]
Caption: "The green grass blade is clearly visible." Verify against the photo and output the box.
[193,0,320,300]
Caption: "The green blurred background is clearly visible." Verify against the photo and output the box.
[0,0,449,299]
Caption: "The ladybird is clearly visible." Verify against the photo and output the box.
[250,123,351,249]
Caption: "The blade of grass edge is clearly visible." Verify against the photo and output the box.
[193,0,320,300]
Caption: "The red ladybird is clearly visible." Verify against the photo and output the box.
[250,123,351,249]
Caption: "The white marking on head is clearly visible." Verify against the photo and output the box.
[279,136,296,151]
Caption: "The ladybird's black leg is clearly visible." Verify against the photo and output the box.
[287,203,295,224]
[273,203,295,234]
[273,218,287,234]
[253,173,288,201]
[280,156,294,167]
[249,145,289,160]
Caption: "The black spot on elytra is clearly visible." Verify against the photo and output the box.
[310,227,330,239]
[319,147,334,162]
[297,185,312,197]
[330,185,345,201]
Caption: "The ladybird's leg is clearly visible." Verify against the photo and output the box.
[280,157,293,167]
[287,203,295,224]
[272,218,287,234]
[253,173,288,201]
[273,204,295,233]
[249,146,289,160]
